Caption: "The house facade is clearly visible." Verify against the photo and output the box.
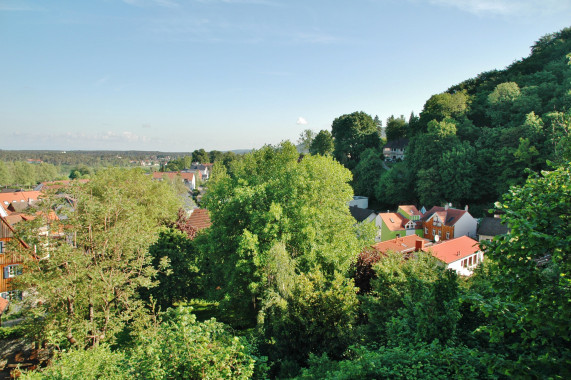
[152,171,197,190]
[378,205,424,241]
[382,138,409,161]
[421,205,477,241]
[0,216,28,299]
[423,236,482,276]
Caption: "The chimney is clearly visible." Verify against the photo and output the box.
[465,205,469,212]
[415,239,425,251]
[444,204,449,210]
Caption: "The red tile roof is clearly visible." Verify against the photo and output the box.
[371,234,431,254]
[38,179,89,191]
[422,206,467,226]
[423,236,480,264]
[152,172,195,182]
[379,212,406,231]
[0,191,42,207]
[187,209,211,230]
[0,297,9,315]
[398,205,422,217]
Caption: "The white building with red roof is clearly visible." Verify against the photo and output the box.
[423,236,482,276]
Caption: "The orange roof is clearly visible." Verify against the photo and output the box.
[379,212,406,231]
[398,205,421,217]
[371,234,430,254]
[39,179,89,191]
[152,172,195,182]
[187,209,211,230]
[0,191,42,206]
[0,297,9,315]
[423,236,480,264]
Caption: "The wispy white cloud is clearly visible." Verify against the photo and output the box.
[424,0,571,16]
[95,76,109,87]
[296,117,308,125]
[0,1,45,11]
[122,0,180,8]
[194,0,280,6]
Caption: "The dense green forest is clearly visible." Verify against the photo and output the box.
[0,149,241,188]
[5,27,571,379]
[319,27,571,215]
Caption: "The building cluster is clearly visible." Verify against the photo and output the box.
[350,197,509,276]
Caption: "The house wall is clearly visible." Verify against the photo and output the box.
[380,221,404,241]
[453,214,478,239]
[447,251,484,276]
[423,219,454,241]
[0,221,24,295]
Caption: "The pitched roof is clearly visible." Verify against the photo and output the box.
[379,212,407,231]
[371,234,431,254]
[423,236,480,264]
[35,179,89,191]
[152,172,195,182]
[0,191,42,216]
[349,206,376,223]
[422,206,467,226]
[0,297,9,315]
[187,209,211,230]
[383,138,409,150]
[0,191,42,206]
[478,217,509,236]
[398,205,422,218]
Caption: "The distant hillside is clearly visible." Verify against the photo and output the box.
[376,27,571,215]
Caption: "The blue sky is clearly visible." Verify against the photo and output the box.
[1,0,570,152]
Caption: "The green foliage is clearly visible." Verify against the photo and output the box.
[201,142,361,326]
[143,228,201,310]
[332,111,381,170]
[0,161,63,187]
[22,307,263,380]
[351,148,385,198]
[297,129,316,153]
[374,162,415,208]
[15,168,182,348]
[309,130,334,156]
[297,342,489,380]
[128,306,259,379]
[472,164,571,377]
[418,91,469,129]
[385,115,407,141]
[364,252,460,346]
[191,149,209,164]
[261,270,359,378]
[21,345,129,380]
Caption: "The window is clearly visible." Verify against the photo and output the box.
[3,265,22,279]
[468,256,473,266]
[425,227,428,234]
[0,241,4,254]
[432,229,435,236]
[446,232,450,239]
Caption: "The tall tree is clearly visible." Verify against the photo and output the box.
[191,149,209,163]
[385,115,407,141]
[16,168,181,348]
[473,164,571,377]
[331,111,381,170]
[200,142,362,326]
[309,130,334,156]
[297,129,316,153]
